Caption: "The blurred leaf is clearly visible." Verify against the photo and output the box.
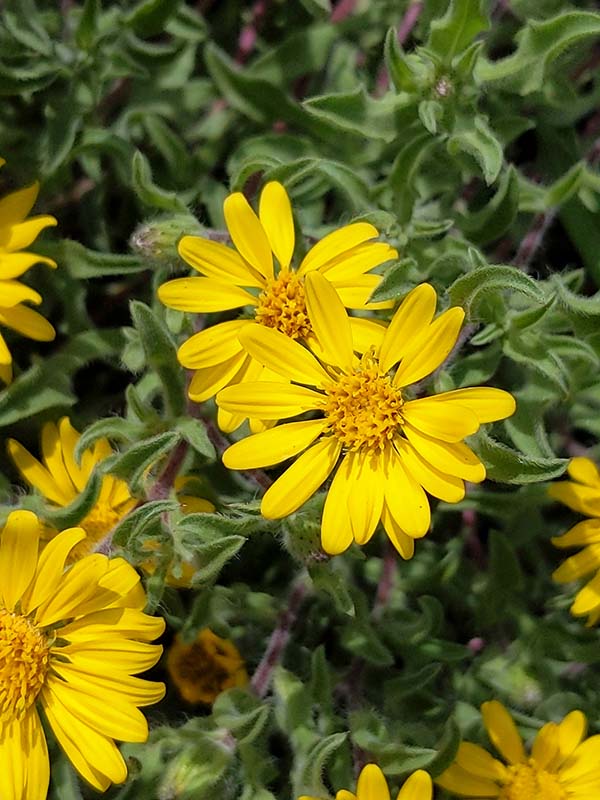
[447,114,503,184]
[428,0,488,63]
[473,432,568,484]
[131,150,188,212]
[459,166,519,245]
[175,417,216,461]
[125,0,179,37]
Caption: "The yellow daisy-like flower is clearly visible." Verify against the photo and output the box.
[0,509,165,799]
[217,275,515,556]
[299,763,433,800]
[437,700,600,799]
[157,180,397,432]
[7,417,136,557]
[0,158,57,385]
[550,457,600,625]
[167,627,248,704]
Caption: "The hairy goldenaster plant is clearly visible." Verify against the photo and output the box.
[0,510,165,799]
[299,763,432,800]
[550,457,600,625]
[217,273,515,555]
[157,180,396,432]
[0,158,57,384]
[7,417,136,557]
[437,701,600,799]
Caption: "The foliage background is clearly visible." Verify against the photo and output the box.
[2,0,600,797]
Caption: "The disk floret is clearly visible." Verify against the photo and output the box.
[0,608,49,721]
[254,272,312,339]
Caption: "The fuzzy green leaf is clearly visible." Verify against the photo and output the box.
[473,432,568,484]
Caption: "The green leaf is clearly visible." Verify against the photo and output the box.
[75,0,101,50]
[48,239,145,278]
[296,733,348,798]
[426,718,462,777]
[384,28,418,92]
[369,259,415,303]
[304,87,405,143]
[459,166,519,245]
[476,11,600,95]
[175,417,216,461]
[3,9,52,55]
[74,417,144,462]
[44,470,102,530]
[309,563,355,617]
[131,150,187,213]
[130,301,185,417]
[112,500,178,547]
[212,689,271,745]
[428,0,489,63]
[418,100,443,135]
[448,265,546,318]
[340,620,394,666]
[488,530,525,593]
[105,431,181,491]
[125,0,179,37]
[447,114,503,184]
[389,129,437,221]
[472,432,568,484]
[251,24,336,85]
[0,61,58,96]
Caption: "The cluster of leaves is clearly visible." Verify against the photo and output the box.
[3,0,600,798]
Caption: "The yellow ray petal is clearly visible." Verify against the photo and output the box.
[157,276,257,312]
[557,710,587,765]
[22,527,87,614]
[261,437,341,518]
[321,454,355,555]
[455,742,508,781]
[239,324,330,386]
[336,792,357,800]
[298,222,378,275]
[551,519,600,549]
[1,214,57,251]
[427,387,516,423]
[548,481,600,517]
[403,426,486,482]
[304,270,354,370]
[41,688,125,791]
[402,398,479,442]
[188,350,248,403]
[571,572,600,615]
[177,319,248,369]
[321,242,397,281]
[224,191,273,279]
[0,510,40,611]
[51,661,166,707]
[177,235,264,287]
[57,417,90,492]
[552,545,600,583]
[35,554,109,627]
[349,317,386,355]
[384,447,431,538]
[217,381,323,419]
[356,763,390,800]
[381,501,415,559]
[0,279,42,307]
[7,437,73,505]
[23,708,50,800]
[45,678,149,742]
[61,607,165,643]
[259,181,295,269]
[347,450,384,545]
[0,304,55,341]
[531,722,560,769]
[395,438,465,503]
[223,420,327,469]
[481,700,525,765]
[0,716,26,800]
[0,251,56,278]
[567,456,600,487]
[397,770,433,800]
[0,181,39,227]
[329,274,383,310]
[41,420,78,498]
[393,306,465,387]
[379,284,437,374]
[436,762,499,797]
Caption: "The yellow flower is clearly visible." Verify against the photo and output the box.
[437,700,600,799]
[7,417,136,557]
[0,509,165,799]
[0,159,57,385]
[217,276,515,556]
[157,180,397,432]
[167,627,248,704]
[550,457,600,625]
[299,763,433,800]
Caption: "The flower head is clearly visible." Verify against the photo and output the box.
[299,763,433,800]
[157,181,396,432]
[0,510,165,798]
[7,417,136,557]
[217,275,515,556]
[437,700,599,799]
[550,457,600,625]
[0,160,57,384]
[167,627,248,704]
